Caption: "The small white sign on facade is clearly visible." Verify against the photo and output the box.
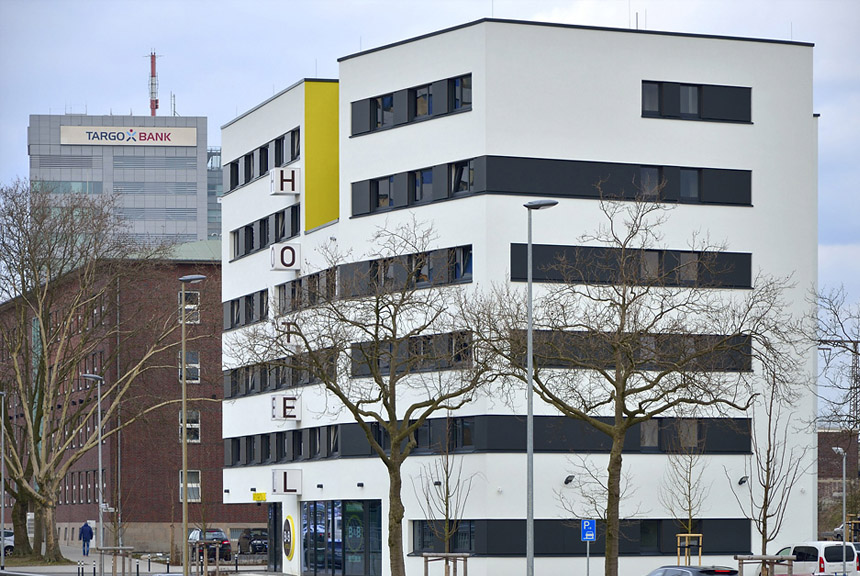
[271,167,301,195]
[272,469,302,495]
[272,395,301,420]
[271,242,301,271]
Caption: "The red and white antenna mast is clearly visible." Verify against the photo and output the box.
[149,51,159,116]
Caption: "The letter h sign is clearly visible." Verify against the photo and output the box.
[272,395,301,420]
[270,167,301,195]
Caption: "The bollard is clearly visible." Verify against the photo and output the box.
[166,559,170,574]
[136,559,139,576]
[148,556,151,572]
[93,559,96,576]
[235,553,239,573]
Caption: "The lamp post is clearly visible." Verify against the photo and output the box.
[523,199,557,576]
[179,274,205,576]
[1,390,5,571]
[834,446,847,576]
[81,374,104,576]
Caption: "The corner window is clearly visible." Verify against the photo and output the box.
[452,75,472,110]
[179,470,201,502]
[179,291,201,324]
[374,94,395,129]
[291,127,301,160]
[642,82,660,115]
[452,246,472,281]
[180,409,201,443]
[451,160,474,194]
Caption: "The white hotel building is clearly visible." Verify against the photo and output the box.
[220,19,817,576]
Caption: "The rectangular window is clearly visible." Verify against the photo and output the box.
[292,431,303,460]
[181,409,201,443]
[679,419,699,449]
[244,224,255,253]
[374,94,395,129]
[640,166,661,199]
[680,84,700,117]
[179,350,201,383]
[275,211,286,241]
[179,291,201,324]
[412,169,432,203]
[640,420,659,450]
[274,136,285,166]
[414,85,432,118]
[291,128,301,160]
[642,82,660,115]
[451,160,474,194]
[452,75,472,110]
[230,299,241,327]
[375,176,393,209]
[179,470,201,502]
[229,162,239,190]
[452,246,473,281]
[678,252,699,284]
[245,293,257,323]
[243,153,254,183]
[640,251,660,282]
[328,425,339,455]
[680,168,700,201]
[258,144,269,175]
[259,217,269,248]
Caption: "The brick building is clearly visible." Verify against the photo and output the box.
[2,240,264,554]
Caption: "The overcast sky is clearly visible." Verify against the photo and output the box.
[1,0,857,300]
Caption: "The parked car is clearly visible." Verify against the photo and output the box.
[1,530,12,556]
[188,528,232,561]
[645,567,738,576]
[766,541,858,575]
[238,528,268,554]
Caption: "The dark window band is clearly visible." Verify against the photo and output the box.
[510,244,753,288]
[642,80,751,123]
[352,155,752,217]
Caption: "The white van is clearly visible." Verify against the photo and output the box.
[770,541,858,575]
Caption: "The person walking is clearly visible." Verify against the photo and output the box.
[79,521,93,556]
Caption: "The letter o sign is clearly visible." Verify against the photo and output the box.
[271,242,300,271]
[279,246,296,268]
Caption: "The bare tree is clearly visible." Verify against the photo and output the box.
[463,194,800,576]
[556,454,642,522]
[0,179,190,561]
[815,287,860,428]
[411,412,478,575]
[659,419,711,534]
[728,363,811,555]
[231,219,489,576]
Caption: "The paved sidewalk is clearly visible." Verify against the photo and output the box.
[0,543,269,576]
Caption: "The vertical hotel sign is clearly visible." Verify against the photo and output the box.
[60,126,197,146]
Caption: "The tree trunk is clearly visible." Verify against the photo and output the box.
[387,459,407,576]
[32,507,44,558]
[42,501,63,562]
[604,432,625,576]
[12,495,32,555]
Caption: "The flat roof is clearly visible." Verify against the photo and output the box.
[221,78,338,130]
[338,17,813,62]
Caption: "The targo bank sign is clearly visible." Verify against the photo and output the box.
[60,126,197,146]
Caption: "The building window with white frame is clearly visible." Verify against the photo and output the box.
[179,350,201,383]
[181,409,201,443]
[179,470,201,502]
[179,290,201,324]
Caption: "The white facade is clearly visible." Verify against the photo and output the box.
[221,20,817,576]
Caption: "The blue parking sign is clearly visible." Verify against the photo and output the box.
[581,519,596,542]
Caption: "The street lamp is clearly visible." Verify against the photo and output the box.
[524,199,557,576]
[179,274,205,576]
[81,373,104,576]
[1,390,6,571]
[834,446,847,576]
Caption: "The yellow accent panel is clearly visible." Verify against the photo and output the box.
[304,81,339,230]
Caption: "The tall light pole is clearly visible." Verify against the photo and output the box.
[1,390,6,571]
[834,446,847,576]
[81,374,104,576]
[524,199,557,576]
[179,274,205,576]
